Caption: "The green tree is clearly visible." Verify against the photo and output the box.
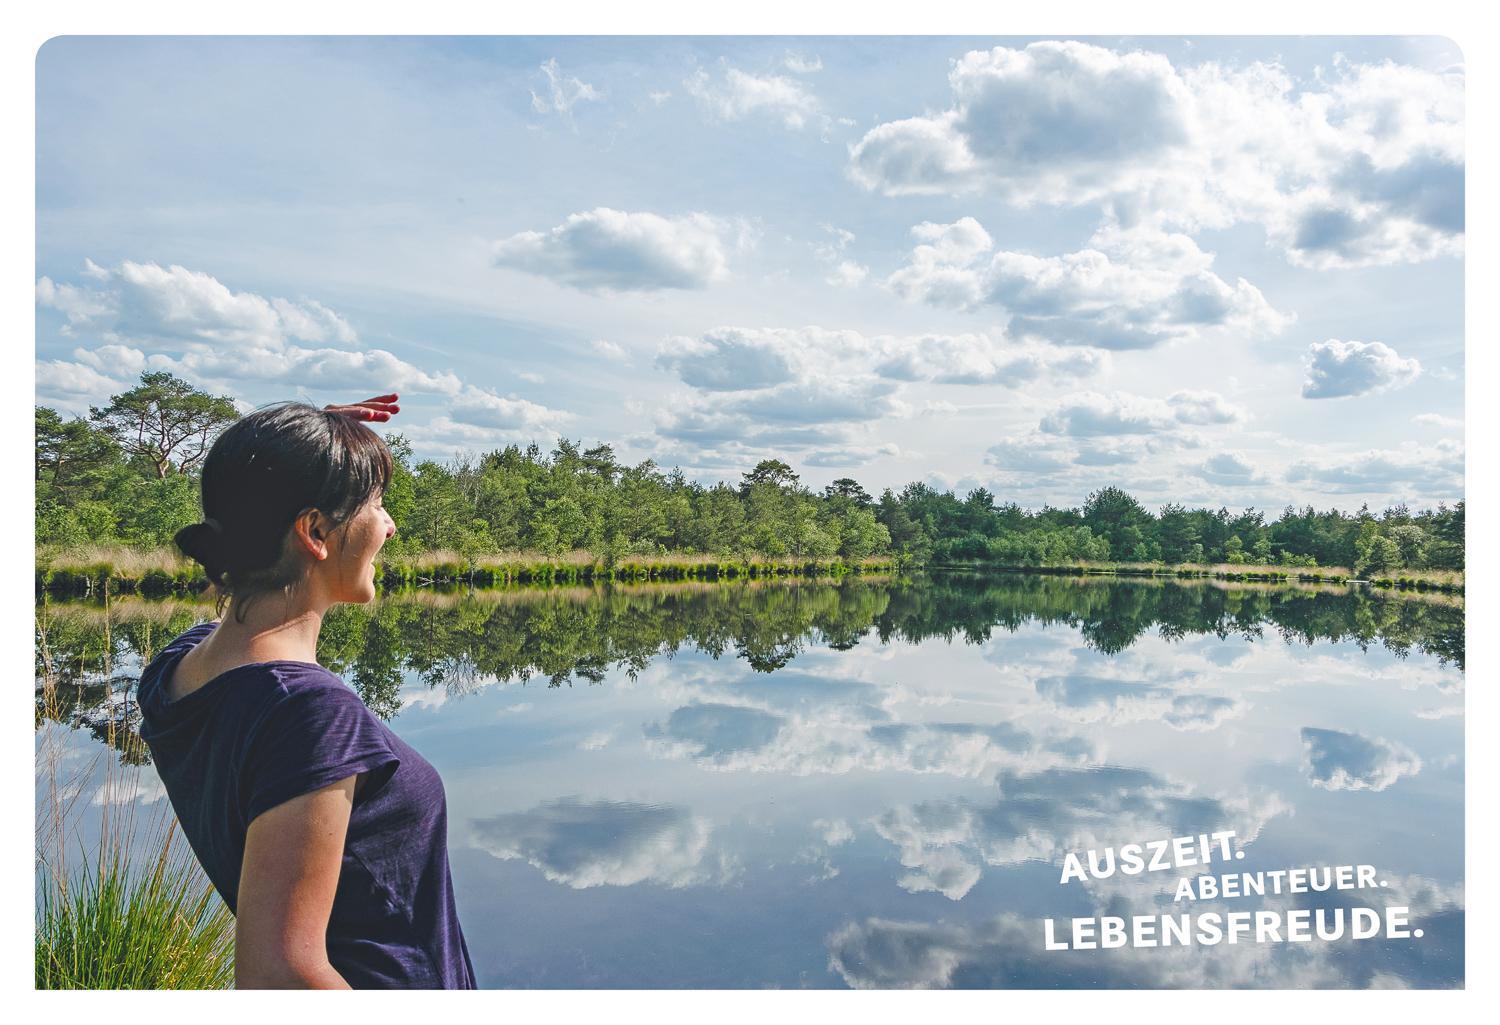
[115,474,203,547]
[1424,502,1464,570]
[406,460,475,550]
[1082,487,1153,560]
[824,478,873,506]
[1387,525,1429,568]
[36,407,126,500]
[1156,502,1201,564]
[739,459,799,495]
[89,372,238,479]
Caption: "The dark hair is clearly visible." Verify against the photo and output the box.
[174,402,392,611]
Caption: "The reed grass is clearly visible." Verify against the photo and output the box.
[38,543,195,577]
[35,692,234,988]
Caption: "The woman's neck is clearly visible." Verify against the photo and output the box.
[210,593,328,665]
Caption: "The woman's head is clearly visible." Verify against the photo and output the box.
[174,402,394,614]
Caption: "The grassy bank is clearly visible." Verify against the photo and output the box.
[36,545,1462,597]
[933,559,1465,594]
[35,544,900,597]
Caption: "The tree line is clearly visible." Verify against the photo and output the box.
[36,372,1465,576]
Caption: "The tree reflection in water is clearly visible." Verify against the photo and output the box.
[36,574,1464,765]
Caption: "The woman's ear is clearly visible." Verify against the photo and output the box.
[292,508,330,561]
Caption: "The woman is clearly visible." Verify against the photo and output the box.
[137,394,475,989]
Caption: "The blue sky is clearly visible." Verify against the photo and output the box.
[35,35,1465,512]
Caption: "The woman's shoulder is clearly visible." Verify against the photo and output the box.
[255,661,375,724]
[243,664,394,780]
[139,621,220,702]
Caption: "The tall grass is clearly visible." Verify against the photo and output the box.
[37,543,195,578]
[35,810,236,989]
[36,667,234,988]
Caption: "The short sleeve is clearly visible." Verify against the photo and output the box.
[242,672,400,824]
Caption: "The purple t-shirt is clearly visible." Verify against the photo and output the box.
[137,622,475,989]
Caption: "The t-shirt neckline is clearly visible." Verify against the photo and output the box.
[149,623,327,713]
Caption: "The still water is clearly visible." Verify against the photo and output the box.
[35,573,1465,988]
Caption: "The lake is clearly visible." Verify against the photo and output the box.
[34,572,1465,988]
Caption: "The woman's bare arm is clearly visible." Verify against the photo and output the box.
[235,777,359,989]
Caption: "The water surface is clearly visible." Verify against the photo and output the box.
[35,573,1465,988]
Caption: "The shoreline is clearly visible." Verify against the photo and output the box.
[35,546,900,597]
[35,546,1463,598]
[929,560,1464,594]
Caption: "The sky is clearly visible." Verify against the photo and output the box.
[34,35,1465,514]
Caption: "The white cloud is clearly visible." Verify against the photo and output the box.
[36,358,129,399]
[650,324,1102,471]
[850,41,1463,267]
[887,220,1289,348]
[804,444,900,468]
[590,338,629,362]
[979,389,1244,492]
[1285,439,1463,496]
[35,261,570,442]
[814,818,854,846]
[36,274,115,327]
[1302,339,1422,399]
[470,798,732,889]
[91,772,169,806]
[867,766,1283,903]
[643,674,1092,780]
[685,63,819,130]
[1193,452,1265,486]
[1301,727,1422,791]
[811,225,869,288]
[784,52,823,74]
[123,343,464,402]
[1167,389,1246,425]
[851,42,1191,201]
[446,385,570,432]
[1034,673,1246,731]
[984,435,1074,474]
[647,707,1089,779]
[721,377,902,425]
[1412,412,1462,430]
[577,730,615,751]
[491,208,730,292]
[656,328,799,391]
[398,416,544,456]
[529,58,601,116]
[71,343,150,379]
[44,260,360,351]
[657,325,1107,403]
[1040,390,1240,437]
[825,260,868,288]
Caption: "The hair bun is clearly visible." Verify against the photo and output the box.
[174,519,228,578]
